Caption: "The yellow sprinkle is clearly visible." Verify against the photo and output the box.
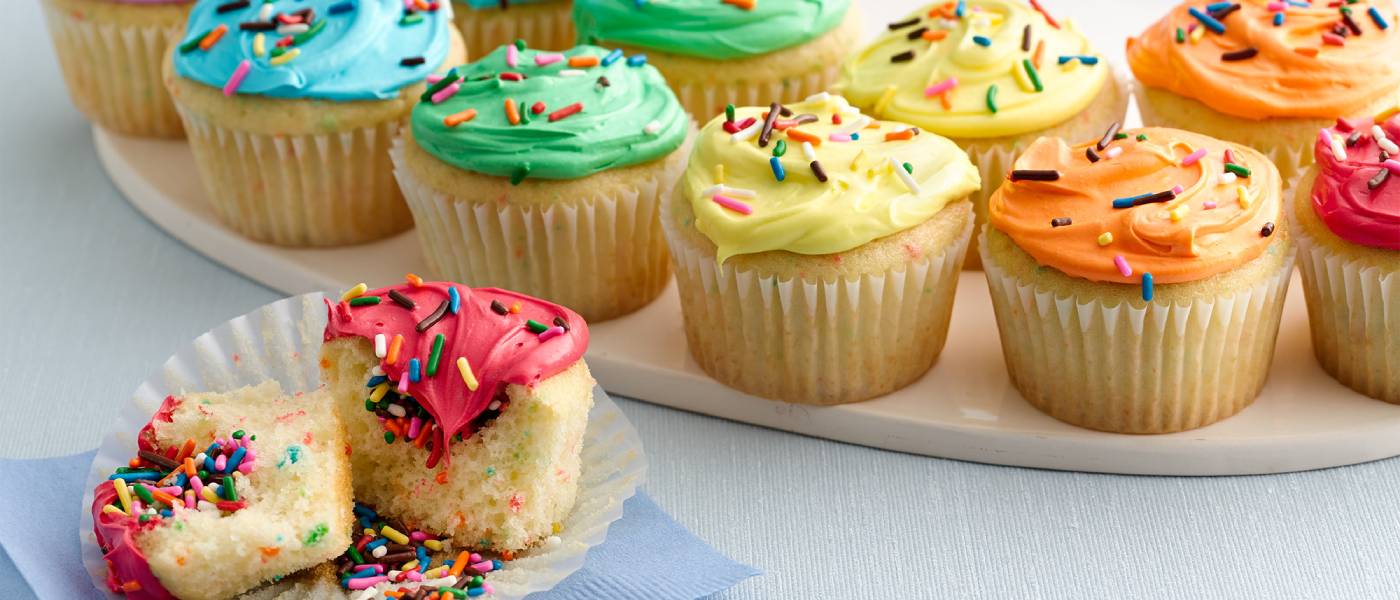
[401,560,419,571]
[1190,25,1205,43]
[423,539,444,551]
[369,382,390,403]
[380,525,410,545]
[269,47,301,66]
[551,522,562,534]
[1169,205,1188,222]
[340,283,367,302]
[252,33,266,58]
[1097,232,1113,246]
[201,486,220,504]
[1060,57,1079,72]
[102,504,127,517]
[114,478,133,515]
[423,566,449,578]
[363,528,377,536]
[456,357,480,392]
[1011,61,1036,93]
[1376,106,1400,124]
[1236,185,1252,208]
[873,85,897,116]
[714,163,725,184]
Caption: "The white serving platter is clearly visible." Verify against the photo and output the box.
[94,127,1400,476]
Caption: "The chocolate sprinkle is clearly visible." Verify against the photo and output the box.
[490,300,509,315]
[1221,47,1259,61]
[1021,24,1032,52]
[907,27,929,40]
[1370,167,1389,190]
[1347,131,1363,147]
[416,300,450,332]
[888,17,920,30]
[1342,10,1364,36]
[1209,3,1241,20]
[1260,222,1276,237]
[553,316,569,331]
[758,102,781,147]
[1010,169,1060,181]
[216,0,251,13]
[810,160,829,183]
[891,50,915,63]
[400,56,426,66]
[1096,121,1121,151]
[1135,189,1177,205]
[1051,217,1072,227]
[595,76,610,88]
[238,21,276,31]
[138,451,180,471]
[792,113,820,125]
[778,105,793,117]
[388,289,416,309]
[1086,148,1100,163]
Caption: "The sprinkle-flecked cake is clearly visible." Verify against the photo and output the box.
[90,382,352,600]
[320,278,594,553]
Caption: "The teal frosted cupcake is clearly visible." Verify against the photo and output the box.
[393,44,692,321]
[572,0,861,119]
[452,0,575,60]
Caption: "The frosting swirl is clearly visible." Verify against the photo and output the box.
[837,0,1107,139]
[681,93,981,262]
[989,127,1282,283]
[410,45,688,181]
[324,281,588,468]
[174,0,453,101]
[572,0,851,60]
[1311,116,1400,250]
[1127,0,1400,120]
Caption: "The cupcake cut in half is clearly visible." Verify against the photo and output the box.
[983,126,1294,434]
[836,0,1127,268]
[1127,0,1400,189]
[320,279,594,553]
[91,383,353,600]
[395,43,692,322]
[1293,116,1400,403]
[451,0,575,60]
[663,92,981,405]
[164,0,466,246]
[573,0,862,120]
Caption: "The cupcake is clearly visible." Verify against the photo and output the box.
[164,0,466,247]
[91,383,352,600]
[1128,1,1400,189]
[662,93,981,405]
[320,279,594,553]
[394,44,691,322]
[982,127,1294,433]
[452,0,575,60]
[1293,116,1400,403]
[836,0,1126,268]
[572,0,861,120]
[41,0,190,137]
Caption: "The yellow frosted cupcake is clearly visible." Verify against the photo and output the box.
[663,93,981,405]
[983,127,1294,433]
[1292,116,1400,403]
[452,0,574,59]
[573,0,860,120]
[41,0,191,137]
[1128,1,1400,189]
[164,0,465,246]
[836,0,1127,268]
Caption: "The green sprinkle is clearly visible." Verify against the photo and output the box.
[364,398,377,412]
[902,162,913,174]
[132,483,155,505]
[223,476,237,501]
[470,575,484,587]
[292,19,326,45]
[384,431,396,444]
[986,85,998,114]
[725,103,735,123]
[1224,163,1252,178]
[1021,59,1043,93]
[514,39,526,50]
[232,430,245,439]
[773,139,787,157]
[303,523,328,546]
[485,466,496,477]
[400,12,423,25]
[427,333,445,376]
[510,168,528,185]
[421,69,459,102]
[178,29,212,54]
[1114,132,1129,140]
[138,514,152,523]
[1136,134,1148,141]
[525,319,549,333]
[519,100,531,124]
[1175,27,1185,43]
[349,296,381,306]
[347,545,365,564]
[270,46,287,58]
[439,587,466,598]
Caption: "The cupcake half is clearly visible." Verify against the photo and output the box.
[573,0,861,120]
[394,44,691,322]
[320,279,594,553]
[983,126,1294,433]
[663,93,981,405]
[42,0,191,138]
[1293,116,1400,403]
[452,0,575,59]
[164,0,466,246]
[1128,1,1400,189]
[837,0,1127,268]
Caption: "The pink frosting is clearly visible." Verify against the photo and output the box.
[91,396,181,600]
[323,282,588,468]
[1313,117,1400,250]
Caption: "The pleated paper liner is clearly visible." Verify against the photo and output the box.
[452,1,576,61]
[80,293,647,600]
[980,230,1296,434]
[41,0,186,138]
[392,133,692,322]
[1290,185,1400,404]
[668,64,842,125]
[663,197,974,406]
[175,110,412,247]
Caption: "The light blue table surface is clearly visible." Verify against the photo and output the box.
[6,1,1400,598]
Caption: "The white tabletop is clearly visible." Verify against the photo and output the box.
[6,0,1400,598]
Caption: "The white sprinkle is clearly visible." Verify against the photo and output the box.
[387,403,407,417]
[558,69,586,77]
[1330,134,1348,161]
[803,91,831,103]
[1105,146,1123,159]
[730,120,762,143]
[197,501,217,512]
[374,333,387,358]
[350,589,377,600]
[802,141,817,161]
[546,535,562,546]
[1375,125,1400,154]
[837,116,872,136]
[194,452,207,463]
[277,23,309,35]
[371,545,388,559]
[700,184,725,197]
[259,3,274,21]
[488,400,502,411]
[1218,171,1237,185]
[643,120,661,135]
[889,157,921,194]
[702,184,757,199]
[371,365,385,376]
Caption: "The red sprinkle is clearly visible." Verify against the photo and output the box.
[548,102,583,122]
[1323,32,1346,46]
[531,101,546,114]
[1029,0,1061,29]
[500,72,524,81]
[723,116,757,134]
[275,35,294,48]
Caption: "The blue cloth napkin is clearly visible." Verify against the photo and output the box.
[0,451,757,599]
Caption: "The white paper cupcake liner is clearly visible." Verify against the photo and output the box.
[453,1,575,60]
[80,292,646,600]
[662,199,974,405]
[41,2,185,138]
[980,230,1296,433]
[668,64,841,124]
[392,134,691,322]
[173,109,411,247]
[1291,213,1400,403]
